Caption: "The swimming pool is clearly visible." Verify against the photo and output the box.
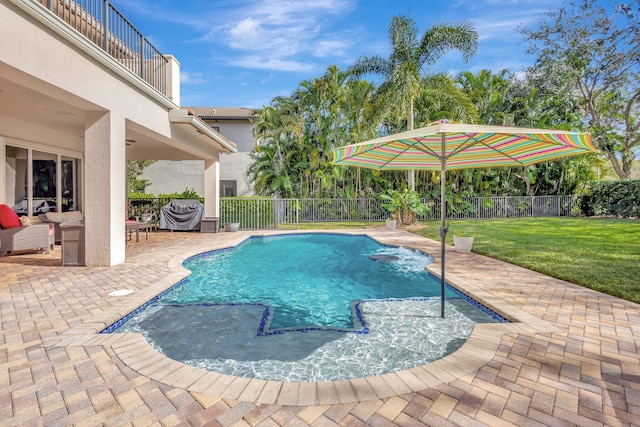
[163,233,446,331]
[108,233,504,381]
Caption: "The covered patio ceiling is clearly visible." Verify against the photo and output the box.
[0,69,236,160]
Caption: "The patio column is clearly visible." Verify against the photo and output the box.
[84,111,126,266]
[203,159,219,218]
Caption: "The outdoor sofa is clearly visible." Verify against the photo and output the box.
[0,204,55,257]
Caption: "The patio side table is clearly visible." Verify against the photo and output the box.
[60,222,85,266]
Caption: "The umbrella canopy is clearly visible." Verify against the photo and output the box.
[332,120,597,317]
[332,121,596,170]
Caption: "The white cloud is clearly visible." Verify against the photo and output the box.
[229,55,317,73]
[226,17,307,57]
[228,17,264,46]
[180,71,206,85]
[469,1,556,36]
[230,71,252,81]
[313,39,351,58]
[208,0,356,71]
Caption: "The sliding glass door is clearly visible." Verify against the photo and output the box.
[5,145,82,216]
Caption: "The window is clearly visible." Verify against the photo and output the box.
[220,180,236,197]
[5,145,81,215]
[61,156,79,212]
[32,150,57,211]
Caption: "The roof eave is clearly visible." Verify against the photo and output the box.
[169,110,238,154]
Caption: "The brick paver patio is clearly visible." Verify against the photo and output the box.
[1,229,638,426]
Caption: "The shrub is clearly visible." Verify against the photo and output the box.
[379,189,430,225]
[577,179,640,218]
[157,188,202,199]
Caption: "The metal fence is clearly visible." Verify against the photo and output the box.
[38,0,168,95]
[425,195,575,220]
[128,195,575,231]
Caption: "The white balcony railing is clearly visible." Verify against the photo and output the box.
[38,0,168,95]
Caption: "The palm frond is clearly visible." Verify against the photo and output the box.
[418,21,478,68]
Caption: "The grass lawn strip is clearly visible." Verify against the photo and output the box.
[413,217,640,304]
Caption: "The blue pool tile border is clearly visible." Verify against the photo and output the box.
[443,281,508,323]
[101,276,190,334]
[102,279,506,336]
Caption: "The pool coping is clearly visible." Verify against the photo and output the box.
[44,230,561,406]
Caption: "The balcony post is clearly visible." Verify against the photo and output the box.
[102,0,108,51]
[139,34,144,79]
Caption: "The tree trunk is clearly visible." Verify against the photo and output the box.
[515,171,533,196]
[608,152,630,179]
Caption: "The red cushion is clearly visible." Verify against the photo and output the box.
[0,204,21,229]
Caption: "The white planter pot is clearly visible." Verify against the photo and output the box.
[224,222,240,232]
[453,235,474,253]
[385,219,396,230]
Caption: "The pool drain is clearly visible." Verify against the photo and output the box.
[108,289,134,296]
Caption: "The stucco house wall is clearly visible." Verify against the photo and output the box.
[140,107,255,197]
[144,160,205,195]
[1,0,236,266]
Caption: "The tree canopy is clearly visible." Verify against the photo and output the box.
[246,10,622,199]
[521,0,640,178]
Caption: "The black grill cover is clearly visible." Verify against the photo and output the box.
[159,199,204,231]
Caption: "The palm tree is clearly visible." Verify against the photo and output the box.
[251,102,302,197]
[349,15,478,189]
[414,73,478,126]
[457,69,514,125]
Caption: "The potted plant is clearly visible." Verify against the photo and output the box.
[379,190,401,229]
[452,230,474,253]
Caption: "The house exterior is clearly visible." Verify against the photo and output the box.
[141,107,256,197]
[0,0,237,266]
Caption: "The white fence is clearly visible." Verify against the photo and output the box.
[219,195,575,230]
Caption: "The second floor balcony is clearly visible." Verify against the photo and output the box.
[37,0,169,97]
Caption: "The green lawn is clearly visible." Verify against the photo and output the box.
[412,217,640,304]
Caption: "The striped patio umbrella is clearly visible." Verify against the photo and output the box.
[332,120,597,317]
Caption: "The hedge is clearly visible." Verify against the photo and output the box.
[578,179,640,218]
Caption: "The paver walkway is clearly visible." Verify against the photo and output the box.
[1,229,638,426]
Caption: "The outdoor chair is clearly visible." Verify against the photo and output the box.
[125,212,152,244]
[0,204,55,256]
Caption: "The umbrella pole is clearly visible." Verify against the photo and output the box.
[440,133,447,318]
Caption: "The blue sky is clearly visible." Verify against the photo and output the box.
[112,0,558,109]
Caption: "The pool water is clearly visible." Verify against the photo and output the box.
[163,233,447,330]
[111,233,503,381]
